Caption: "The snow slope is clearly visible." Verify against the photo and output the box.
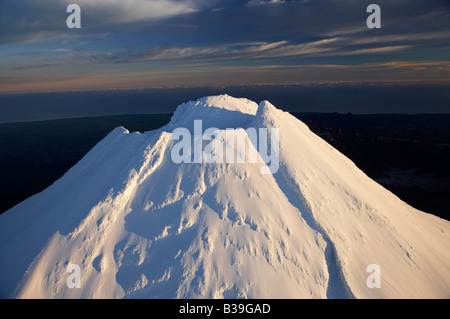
[0,95,449,298]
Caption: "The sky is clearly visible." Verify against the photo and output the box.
[0,0,449,94]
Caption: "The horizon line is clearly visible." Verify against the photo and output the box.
[1,79,450,96]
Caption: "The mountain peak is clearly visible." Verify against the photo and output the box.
[197,94,258,114]
[0,95,449,299]
[168,94,259,130]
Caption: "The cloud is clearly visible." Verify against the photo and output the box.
[4,37,419,72]
[74,0,199,23]
[123,38,416,63]
[323,45,411,57]
[349,31,450,46]
[0,0,207,44]
[246,0,308,6]
[360,61,450,70]
[127,38,337,62]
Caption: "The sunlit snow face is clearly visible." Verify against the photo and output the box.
[171,120,280,175]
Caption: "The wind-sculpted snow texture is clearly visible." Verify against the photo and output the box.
[0,95,449,298]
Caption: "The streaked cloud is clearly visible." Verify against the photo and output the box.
[2,37,417,71]
[71,0,200,23]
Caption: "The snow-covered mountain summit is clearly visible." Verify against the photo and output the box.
[0,95,449,298]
